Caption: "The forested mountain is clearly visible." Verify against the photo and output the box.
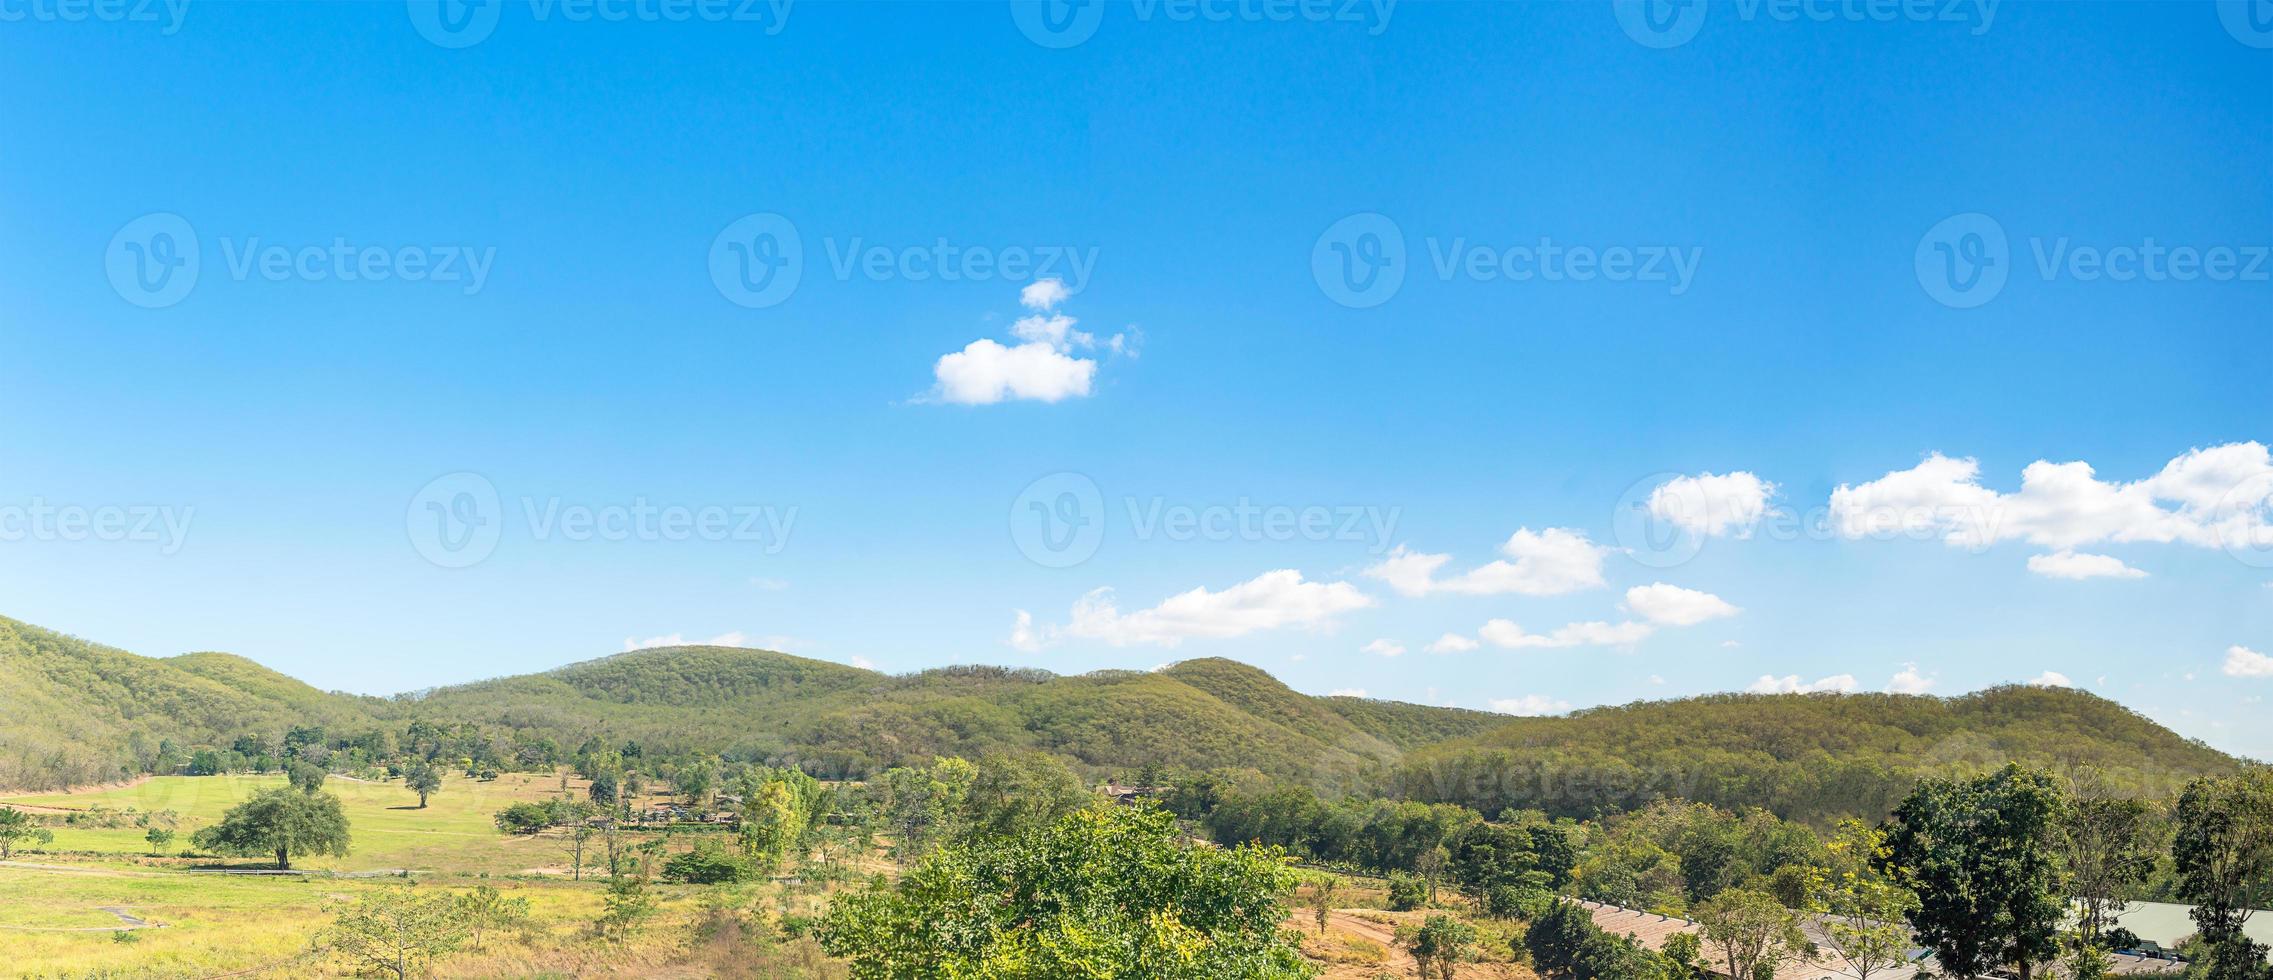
[1,613,2248,824]
[1390,686,2246,825]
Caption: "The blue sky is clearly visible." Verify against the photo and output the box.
[3,1,2270,756]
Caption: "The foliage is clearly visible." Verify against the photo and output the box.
[2171,768,2273,978]
[287,759,327,794]
[598,870,658,939]
[452,884,529,950]
[145,825,177,855]
[1813,821,1918,980]
[1396,914,1478,979]
[1878,764,2068,979]
[404,761,443,808]
[663,841,758,884]
[0,805,54,858]
[1387,870,1429,910]
[818,803,1314,979]
[189,787,351,870]
[1524,899,1682,979]
[2059,789,2162,970]
[322,886,467,980]
[1692,887,1806,980]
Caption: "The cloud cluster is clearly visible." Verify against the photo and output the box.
[1649,471,1776,537]
[2225,645,2273,678]
[1747,673,1859,694]
[930,279,1134,405]
[1014,569,1373,649]
[1365,528,1608,598]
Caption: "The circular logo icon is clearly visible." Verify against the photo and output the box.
[1011,472,1104,568]
[2219,0,2273,48]
[1312,212,1407,309]
[106,213,200,309]
[1011,0,1103,49]
[1914,212,2010,309]
[2214,472,2273,568]
[709,212,804,309]
[1614,0,1706,49]
[407,0,501,49]
[1611,471,1707,569]
[408,472,503,568]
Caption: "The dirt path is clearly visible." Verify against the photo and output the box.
[1288,909,1419,977]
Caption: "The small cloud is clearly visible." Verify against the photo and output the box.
[2028,670,2075,688]
[1364,528,1609,598]
[849,656,877,670]
[1328,688,1369,698]
[1647,471,1777,537]
[1020,277,1071,310]
[623,631,759,652]
[1426,633,1479,653]
[1479,618,1653,650]
[2224,645,2273,678]
[1029,570,1375,648]
[1719,640,1741,649]
[1887,663,1935,694]
[1647,674,1667,685]
[1624,583,1741,626]
[1362,638,1406,658]
[1490,694,1574,717]
[1009,610,1044,653]
[2026,551,2147,580]
[1748,673,1858,694]
[927,283,1132,406]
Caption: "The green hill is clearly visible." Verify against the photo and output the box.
[1390,686,2246,825]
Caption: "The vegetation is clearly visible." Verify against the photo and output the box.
[322,886,468,979]
[190,786,352,869]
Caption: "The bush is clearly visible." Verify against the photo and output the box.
[1387,870,1428,911]
[662,844,757,884]
[494,802,554,835]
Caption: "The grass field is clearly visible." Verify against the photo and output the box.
[3,772,589,874]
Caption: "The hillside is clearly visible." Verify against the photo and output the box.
[1390,686,2246,825]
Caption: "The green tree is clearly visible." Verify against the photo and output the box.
[453,884,530,949]
[2171,769,2273,979]
[1878,764,2068,979]
[288,759,327,794]
[2058,791,2161,977]
[190,787,351,870]
[145,826,176,855]
[1815,821,1917,980]
[1309,875,1338,935]
[1398,914,1478,979]
[322,886,467,979]
[0,806,53,859]
[819,803,1313,979]
[1387,869,1429,911]
[1693,887,1806,980]
[404,761,442,809]
[598,870,658,939]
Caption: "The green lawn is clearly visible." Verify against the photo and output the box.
[3,771,580,874]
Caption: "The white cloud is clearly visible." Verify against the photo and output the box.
[1328,688,1369,698]
[1623,583,1741,626]
[623,631,756,652]
[2026,550,2147,580]
[1830,443,2273,553]
[929,283,1134,406]
[1479,618,1654,650]
[1365,528,1608,598]
[1887,663,1936,694]
[2224,645,2273,679]
[1362,638,1406,658]
[1426,632,1479,653]
[1020,277,1071,311]
[2028,671,2074,688]
[1648,471,1776,537]
[1748,673,1859,694]
[849,655,878,670]
[1008,610,1044,653]
[1490,695,1574,716]
[1030,569,1375,648]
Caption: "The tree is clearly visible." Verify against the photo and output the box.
[454,884,529,950]
[2172,769,2273,979]
[191,787,351,870]
[587,768,620,806]
[1388,869,1429,910]
[2058,791,2161,977]
[288,759,327,794]
[0,806,54,859]
[1693,887,1806,980]
[404,761,442,809]
[323,886,467,979]
[1399,914,1478,979]
[146,826,176,855]
[819,803,1311,979]
[1309,875,1338,935]
[597,869,657,939]
[1878,764,2068,979]
[1815,821,1918,980]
